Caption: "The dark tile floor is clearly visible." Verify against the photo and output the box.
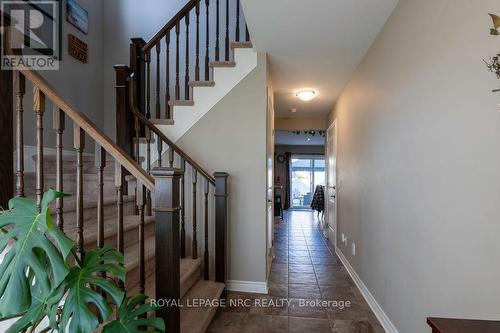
[208,210,384,332]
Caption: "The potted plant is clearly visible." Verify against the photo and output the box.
[0,190,165,333]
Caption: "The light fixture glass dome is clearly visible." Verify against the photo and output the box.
[296,89,317,102]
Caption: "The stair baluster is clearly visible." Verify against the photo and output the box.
[169,146,175,168]
[146,50,151,119]
[34,87,45,212]
[74,124,85,260]
[192,168,198,259]
[225,0,229,61]
[175,22,181,100]
[236,0,240,42]
[115,163,125,288]
[137,182,146,295]
[204,178,209,280]
[15,72,25,198]
[195,0,200,81]
[95,144,106,248]
[166,31,171,119]
[53,107,65,229]
[185,13,190,100]
[146,128,153,216]
[156,41,161,119]
[205,0,210,81]
[180,158,187,258]
[215,0,220,61]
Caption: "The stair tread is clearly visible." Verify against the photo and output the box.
[150,118,175,125]
[181,280,225,333]
[168,100,195,106]
[209,61,236,68]
[230,41,252,49]
[63,214,155,246]
[189,80,215,87]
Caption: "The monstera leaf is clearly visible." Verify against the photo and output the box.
[60,245,126,333]
[0,190,73,317]
[5,284,65,333]
[103,295,165,333]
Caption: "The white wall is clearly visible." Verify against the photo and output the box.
[176,52,268,286]
[327,0,500,332]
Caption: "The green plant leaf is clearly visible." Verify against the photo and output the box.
[60,245,126,333]
[5,284,65,333]
[102,295,165,333]
[0,190,73,317]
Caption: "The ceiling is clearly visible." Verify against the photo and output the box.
[241,0,398,118]
[275,130,326,146]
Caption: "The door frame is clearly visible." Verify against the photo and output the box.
[326,119,338,247]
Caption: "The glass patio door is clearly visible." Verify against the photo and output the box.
[291,156,325,208]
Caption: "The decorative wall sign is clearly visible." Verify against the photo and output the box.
[68,34,87,63]
[67,0,89,35]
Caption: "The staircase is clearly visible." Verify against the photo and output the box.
[1,0,251,331]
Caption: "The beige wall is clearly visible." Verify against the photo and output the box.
[177,53,268,284]
[327,0,500,332]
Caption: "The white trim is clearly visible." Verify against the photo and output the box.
[325,119,338,247]
[336,249,399,333]
[226,280,269,294]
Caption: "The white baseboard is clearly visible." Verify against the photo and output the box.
[226,280,269,294]
[336,249,399,333]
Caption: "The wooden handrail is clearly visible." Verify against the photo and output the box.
[142,0,199,52]
[20,69,155,191]
[128,90,216,185]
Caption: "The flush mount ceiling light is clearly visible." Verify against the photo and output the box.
[296,89,317,102]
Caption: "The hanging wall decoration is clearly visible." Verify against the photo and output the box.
[484,13,500,92]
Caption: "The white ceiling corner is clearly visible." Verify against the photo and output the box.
[241,0,399,118]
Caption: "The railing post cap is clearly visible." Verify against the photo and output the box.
[214,172,229,178]
[151,167,184,178]
[114,64,130,71]
[131,37,146,45]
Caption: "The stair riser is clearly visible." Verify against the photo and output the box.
[52,198,136,227]
[181,267,201,298]
[127,259,203,299]
[24,174,117,197]
[126,254,156,292]
[83,220,155,252]
[33,157,116,175]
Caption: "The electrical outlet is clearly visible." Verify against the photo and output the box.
[352,242,356,256]
[342,233,347,246]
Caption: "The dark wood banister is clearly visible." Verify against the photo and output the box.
[142,0,199,53]
[128,72,216,185]
[20,69,155,191]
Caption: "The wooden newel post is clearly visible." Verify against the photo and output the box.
[214,172,229,285]
[130,38,146,116]
[152,167,183,333]
[114,65,133,157]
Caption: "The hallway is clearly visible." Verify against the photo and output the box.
[208,210,384,332]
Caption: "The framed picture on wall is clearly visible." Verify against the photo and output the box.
[4,0,63,60]
[66,0,88,35]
